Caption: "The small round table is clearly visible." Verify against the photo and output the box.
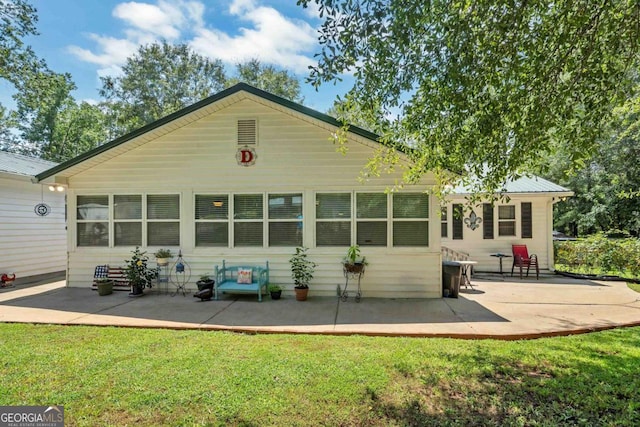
[457,260,478,289]
[490,253,512,275]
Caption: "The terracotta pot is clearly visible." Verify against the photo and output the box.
[294,287,308,301]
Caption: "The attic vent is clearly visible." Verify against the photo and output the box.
[237,119,257,145]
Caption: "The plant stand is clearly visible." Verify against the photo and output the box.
[169,250,191,297]
[157,263,169,294]
[340,263,364,302]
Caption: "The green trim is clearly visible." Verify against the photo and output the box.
[34,83,381,182]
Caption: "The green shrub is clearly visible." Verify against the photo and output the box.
[555,234,640,278]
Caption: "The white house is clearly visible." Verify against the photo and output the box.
[0,151,66,283]
[34,84,572,297]
[35,84,442,298]
[442,176,573,273]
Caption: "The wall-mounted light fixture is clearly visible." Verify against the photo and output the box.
[48,185,65,192]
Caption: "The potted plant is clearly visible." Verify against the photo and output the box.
[289,246,317,301]
[343,245,367,274]
[268,284,282,300]
[154,248,173,266]
[95,277,113,296]
[196,273,215,291]
[124,247,158,297]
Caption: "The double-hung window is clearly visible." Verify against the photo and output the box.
[356,193,387,246]
[268,193,303,246]
[316,193,351,246]
[114,195,142,246]
[77,195,109,247]
[77,194,180,247]
[498,205,516,236]
[393,193,430,246]
[315,192,430,247]
[441,207,448,238]
[195,195,229,246]
[234,194,263,246]
[147,195,180,246]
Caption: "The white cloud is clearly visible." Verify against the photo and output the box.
[190,4,317,73]
[112,0,203,39]
[67,34,139,66]
[67,0,318,77]
[229,0,257,15]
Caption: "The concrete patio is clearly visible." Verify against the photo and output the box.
[1,274,639,339]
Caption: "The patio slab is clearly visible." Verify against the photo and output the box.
[1,275,639,339]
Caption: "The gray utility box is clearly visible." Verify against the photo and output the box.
[442,261,462,298]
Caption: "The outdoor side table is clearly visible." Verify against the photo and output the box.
[490,253,512,275]
[457,260,478,289]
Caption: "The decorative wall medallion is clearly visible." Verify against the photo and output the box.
[464,210,482,230]
[236,146,257,166]
[34,203,51,216]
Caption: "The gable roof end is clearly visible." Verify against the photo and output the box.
[34,83,381,182]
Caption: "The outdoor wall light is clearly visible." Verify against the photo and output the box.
[48,185,65,192]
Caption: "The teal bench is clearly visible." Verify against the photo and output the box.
[214,260,269,302]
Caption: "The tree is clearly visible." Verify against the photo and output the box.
[100,41,227,135]
[229,59,303,103]
[46,101,110,162]
[0,0,39,85]
[546,91,640,236]
[0,105,19,153]
[11,69,76,156]
[297,0,640,199]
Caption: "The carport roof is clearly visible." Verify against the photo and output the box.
[452,174,573,196]
[0,151,57,177]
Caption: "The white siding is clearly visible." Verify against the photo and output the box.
[442,196,554,272]
[65,98,441,298]
[0,174,66,280]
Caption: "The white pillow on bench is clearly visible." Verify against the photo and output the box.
[237,268,253,284]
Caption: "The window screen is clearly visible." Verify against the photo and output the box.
[114,195,142,246]
[498,205,516,236]
[392,193,429,247]
[356,193,387,246]
[77,195,109,247]
[234,194,263,246]
[195,195,229,247]
[147,194,180,245]
[268,193,302,246]
[441,206,448,238]
[316,193,351,246]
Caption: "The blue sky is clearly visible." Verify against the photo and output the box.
[9,0,352,113]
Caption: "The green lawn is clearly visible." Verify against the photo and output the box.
[1,324,639,426]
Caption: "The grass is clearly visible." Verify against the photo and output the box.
[628,282,640,293]
[1,324,639,426]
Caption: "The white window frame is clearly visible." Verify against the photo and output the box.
[498,204,517,237]
[314,191,430,248]
[194,194,230,247]
[75,193,181,248]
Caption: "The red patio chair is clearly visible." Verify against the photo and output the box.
[511,244,539,279]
